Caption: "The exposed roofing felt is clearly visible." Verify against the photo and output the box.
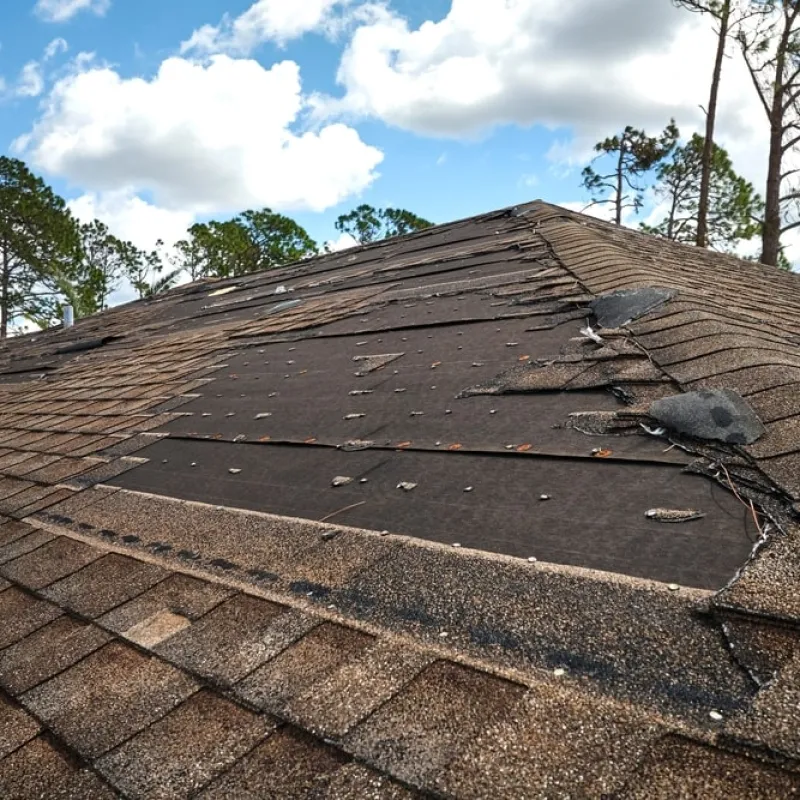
[0,200,799,797]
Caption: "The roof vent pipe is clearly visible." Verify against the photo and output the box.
[63,305,74,329]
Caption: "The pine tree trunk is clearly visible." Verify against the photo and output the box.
[1,240,9,340]
[697,0,730,248]
[615,147,624,226]
[762,115,784,266]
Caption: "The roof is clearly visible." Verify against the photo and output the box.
[0,199,799,798]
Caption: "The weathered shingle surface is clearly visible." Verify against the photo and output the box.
[0,200,798,796]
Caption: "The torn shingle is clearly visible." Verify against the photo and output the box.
[649,389,765,445]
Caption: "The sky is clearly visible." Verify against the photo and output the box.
[0,0,784,305]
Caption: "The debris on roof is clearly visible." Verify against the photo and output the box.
[649,388,766,445]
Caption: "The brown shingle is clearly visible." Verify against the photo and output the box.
[0,736,118,799]
[41,553,168,617]
[97,571,234,634]
[1,536,102,589]
[0,528,55,565]
[344,660,526,786]
[235,622,374,715]
[620,736,800,799]
[0,587,62,649]
[0,692,40,758]
[95,690,274,797]
[0,616,110,695]
[20,641,197,758]
[196,728,350,800]
[155,593,306,685]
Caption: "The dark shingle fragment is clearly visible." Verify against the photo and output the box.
[591,288,675,328]
[20,641,197,758]
[649,388,765,444]
[95,690,274,797]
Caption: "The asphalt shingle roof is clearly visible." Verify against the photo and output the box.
[0,200,798,797]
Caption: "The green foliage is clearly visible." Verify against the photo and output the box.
[334,204,433,244]
[173,209,317,280]
[581,121,679,224]
[641,134,764,251]
[0,156,81,336]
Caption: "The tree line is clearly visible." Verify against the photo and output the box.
[0,155,432,338]
[583,0,800,268]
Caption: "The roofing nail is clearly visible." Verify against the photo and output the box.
[344,413,366,420]
[269,392,278,397]
[228,468,241,474]
[489,409,497,414]
[410,411,424,417]
[438,631,449,638]
[190,462,197,467]
[397,481,417,491]
[254,413,272,419]
[161,459,169,464]
[332,476,354,487]
[553,668,566,677]
[430,385,437,390]
[380,530,389,536]
[463,486,473,493]
[539,494,551,501]
[528,556,537,563]
[289,347,296,351]
[506,342,518,347]
[709,710,723,722]
[417,349,423,354]
[453,542,462,547]
[226,412,235,417]
[394,388,406,393]
[321,530,338,541]
[401,337,408,341]
[286,360,295,365]
[445,409,452,414]
[667,583,680,591]
[233,434,246,443]
[359,478,368,483]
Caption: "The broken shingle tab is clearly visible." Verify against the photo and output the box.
[591,288,675,328]
[649,388,765,445]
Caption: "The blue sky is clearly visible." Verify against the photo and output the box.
[0,0,773,270]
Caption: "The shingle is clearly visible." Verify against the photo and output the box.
[316,763,424,799]
[438,681,660,798]
[283,636,432,739]
[0,692,40,758]
[97,572,234,634]
[0,528,55,565]
[1,536,102,589]
[235,622,374,715]
[620,735,800,798]
[0,736,119,800]
[41,553,168,617]
[95,689,274,798]
[0,587,62,649]
[155,593,308,685]
[196,728,350,800]
[20,641,197,758]
[344,660,526,786]
[0,616,110,695]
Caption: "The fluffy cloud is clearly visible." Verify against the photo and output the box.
[181,0,352,55]
[16,54,383,215]
[312,0,702,137]
[67,189,194,251]
[34,0,110,23]
[10,37,68,98]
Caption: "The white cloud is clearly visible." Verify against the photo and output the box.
[323,231,359,252]
[34,0,110,23]
[16,54,383,215]
[67,189,194,251]
[9,38,68,98]
[44,37,68,59]
[310,0,770,195]
[16,62,44,97]
[181,0,353,55]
